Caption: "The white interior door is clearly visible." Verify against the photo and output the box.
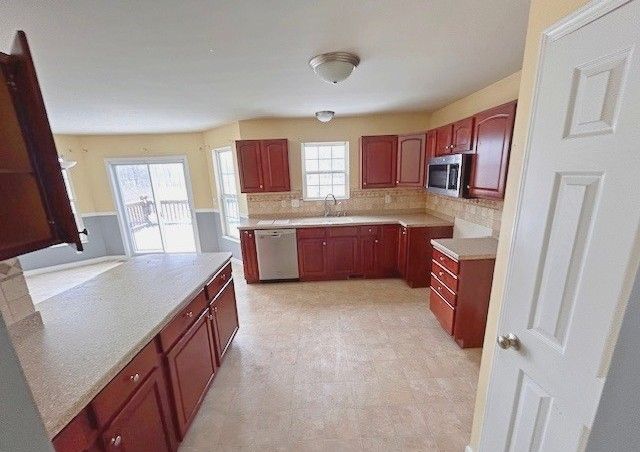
[481,1,640,451]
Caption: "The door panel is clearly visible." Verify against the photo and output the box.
[327,236,359,278]
[481,3,640,450]
[212,282,239,361]
[435,124,453,156]
[297,238,327,280]
[469,101,516,199]
[240,230,259,283]
[260,139,290,192]
[451,117,474,152]
[361,135,398,188]
[396,134,426,186]
[236,140,263,192]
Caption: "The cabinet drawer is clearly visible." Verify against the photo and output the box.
[92,340,159,428]
[430,274,457,307]
[205,262,232,301]
[358,225,380,236]
[327,226,359,237]
[432,248,459,274]
[432,261,458,292]
[159,290,208,352]
[430,289,455,335]
[297,227,326,239]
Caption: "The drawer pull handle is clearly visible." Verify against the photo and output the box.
[185,311,194,318]
[437,286,442,292]
[438,271,444,277]
[130,373,140,383]
[110,435,122,447]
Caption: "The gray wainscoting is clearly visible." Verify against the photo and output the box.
[19,211,239,271]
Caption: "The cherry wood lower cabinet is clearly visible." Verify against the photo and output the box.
[397,226,454,288]
[210,281,240,364]
[240,230,259,283]
[53,261,238,452]
[362,225,399,278]
[165,309,217,439]
[297,233,329,280]
[429,251,495,348]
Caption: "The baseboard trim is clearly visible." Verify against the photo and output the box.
[23,255,127,276]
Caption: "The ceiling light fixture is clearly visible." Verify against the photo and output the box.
[309,52,360,84]
[315,111,335,123]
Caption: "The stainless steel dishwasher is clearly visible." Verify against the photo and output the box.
[255,229,299,280]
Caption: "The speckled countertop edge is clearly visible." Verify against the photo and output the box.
[10,253,232,439]
[430,237,499,261]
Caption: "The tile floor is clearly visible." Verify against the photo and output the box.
[25,259,126,303]
[180,262,481,452]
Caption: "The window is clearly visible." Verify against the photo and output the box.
[61,168,87,241]
[302,141,349,200]
[214,148,240,239]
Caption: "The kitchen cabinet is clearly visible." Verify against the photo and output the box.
[430,249,495,348]
[361,135,398,188]
[0,31,82,261]
[297,228,329,280]
[451,117,474,152]
[396,134,426,187]
[361,225,398,278]
[52,409,101,452]
[469,101,516,199]
[235,139,290,193]
[397,226,454,288]
[425,129,437,162]
[101,367,175,452]
[165,309,217,439]
[327,227,360,278]
[434,124,453,156]
[210,281,239,364]
[240,230,259,283]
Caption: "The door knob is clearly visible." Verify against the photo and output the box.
[497,333,520,350]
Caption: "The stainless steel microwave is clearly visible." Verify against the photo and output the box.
[426,153,472,198]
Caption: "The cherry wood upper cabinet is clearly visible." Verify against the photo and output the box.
[451,117,475,152]
[469,101,517,199]
[396,134,426,187]
[260,139,290,192]
[434,124,453,156]
[425,130,437,162]
[1,31,82,260]
[361,135,398,188]
[236,139,290,193]
[236,140,264,192]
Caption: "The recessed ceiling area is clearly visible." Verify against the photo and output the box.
[0,0,531,134]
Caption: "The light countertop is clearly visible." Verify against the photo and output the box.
[431,237,499,261]
[238,212,452,230]
[9,253,232,439]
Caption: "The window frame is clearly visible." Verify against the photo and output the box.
[301,141,350,201]
[213,147,241,241]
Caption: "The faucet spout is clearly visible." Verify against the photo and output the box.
[324,193,337,217]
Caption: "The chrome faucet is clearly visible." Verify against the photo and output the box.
[324,193,337,217]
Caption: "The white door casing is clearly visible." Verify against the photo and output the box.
[480,1,640,451]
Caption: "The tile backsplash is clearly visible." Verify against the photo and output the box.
[425,193,503,237]
[0,258,36,325]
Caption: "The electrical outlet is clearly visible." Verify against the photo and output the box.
[291,199,300,208]
[385,194,392,204]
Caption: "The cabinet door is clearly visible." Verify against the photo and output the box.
[211,281,239,363]
[165,310,217,439]
[297,238,328,280]
[451,117,474,152]
[378,225,399,277]
[403,226,453,288]
[434,124,453,156]
[396,134,426,187]
[260,139,290,192]
[240,230,259,283]
[236,140,264,193]
[361,135,398,188]
[469,101,516,199]
[327,236,359,279]
[102,368,175,452]
[425,130,437,161]
[397,226,408,277]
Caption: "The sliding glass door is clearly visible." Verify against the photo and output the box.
[109,158,198,254]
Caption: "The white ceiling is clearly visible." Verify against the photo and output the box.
[0,0,531,134]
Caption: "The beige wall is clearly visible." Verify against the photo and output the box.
[203,122,243,213]
[468,0,590,449]
[429,71,521,129]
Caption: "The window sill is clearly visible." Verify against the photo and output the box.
[221,235,240,244]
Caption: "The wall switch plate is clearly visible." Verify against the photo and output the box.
[385,194,392,204]
[291,199,300,208]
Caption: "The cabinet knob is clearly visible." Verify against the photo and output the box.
[363,182,367,186]
[438,271,444,277]
[214,306,219,313]
[322,241,326,246]
[437,286,442,292]
[221,274,226,280]
[439,256,445,261]
[129,373,140,383]
[259,184,263,188]
[374,239,379,244]
[396,180,399,184]
[110,435,122,447]
[186,311,194,318]
[208,314,214,321]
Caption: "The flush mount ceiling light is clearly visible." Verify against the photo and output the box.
[315,111,335,123]
[309,52,360,84]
